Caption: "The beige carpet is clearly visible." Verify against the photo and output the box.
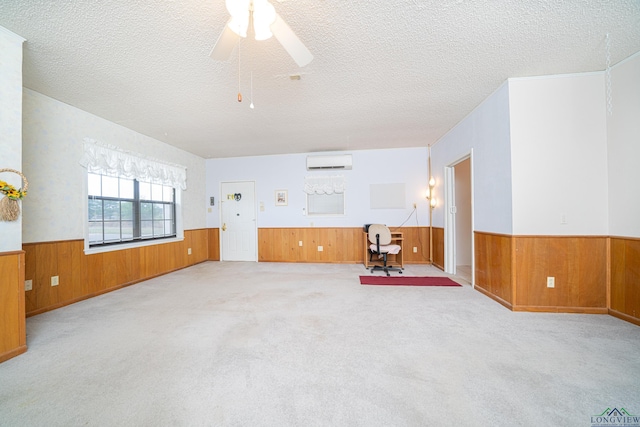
[0,261,638,426]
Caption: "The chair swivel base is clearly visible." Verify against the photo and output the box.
[369,265,403,277]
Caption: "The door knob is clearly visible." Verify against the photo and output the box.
[222,223,227,231]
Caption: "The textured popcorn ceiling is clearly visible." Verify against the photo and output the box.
[1,1,639,159]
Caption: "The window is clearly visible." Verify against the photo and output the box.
[307,192,345,216]
[88,173,176,247]
[304,175,346,216]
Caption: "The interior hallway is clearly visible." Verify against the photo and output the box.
[1,262,638,426]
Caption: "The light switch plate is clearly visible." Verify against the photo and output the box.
[25,279,33,291]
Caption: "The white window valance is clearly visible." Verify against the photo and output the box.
[79,138,187,190]
[304,175,346,195]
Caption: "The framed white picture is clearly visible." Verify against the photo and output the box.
[275,190,288,206]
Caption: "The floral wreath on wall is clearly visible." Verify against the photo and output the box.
[0,168,28,222]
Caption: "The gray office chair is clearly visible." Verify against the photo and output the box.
[367,224,403,276]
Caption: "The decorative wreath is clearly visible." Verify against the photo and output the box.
[0,168,28,222]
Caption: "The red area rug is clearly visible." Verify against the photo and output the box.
[359,276,462,287]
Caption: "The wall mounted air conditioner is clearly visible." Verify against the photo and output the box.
[306,154,352,170]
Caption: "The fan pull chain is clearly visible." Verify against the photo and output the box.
[237,37,242,102]
[250,72,255,109]
[605,33,612,115]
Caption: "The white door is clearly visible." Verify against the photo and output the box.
[444,166,456,275]
[220,181,257,261]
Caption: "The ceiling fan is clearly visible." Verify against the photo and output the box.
[210,0,313,67]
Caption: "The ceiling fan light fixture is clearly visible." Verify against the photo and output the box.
[252,0,277,40]
[226,0,250,37]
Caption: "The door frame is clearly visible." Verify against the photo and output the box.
[219,180,258,262]
[443,150,475,286]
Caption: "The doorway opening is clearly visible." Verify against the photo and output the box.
[444,153,474,285]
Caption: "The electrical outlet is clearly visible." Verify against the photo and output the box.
[299,241,303,247]
[25,280,33,291]
[547,277,555,288]
[188,248,192,255]
[317,246,323,252]
[51,276,59,287]
[413,247,418,253]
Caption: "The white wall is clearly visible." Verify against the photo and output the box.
[0,27,24,252]
[206,147,429,228]
[21,90,207,244]
[607,51,640,238]
[509,73,608,235]
[431,82,513,234]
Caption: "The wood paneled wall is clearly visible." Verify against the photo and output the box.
[0,251,26,363]
[610,237,640,326]
[474,232,513,308]
[432,227,444,269]
[474,232,608,314]
[258,227,431,264]
[208,228,220,261]
[513,236,607,313]
[23,229,209,317]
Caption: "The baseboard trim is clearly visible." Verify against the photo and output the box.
[608,309,640,326]
[0,345,27,364]
[258,260,361,264]
[474,285,513,310]
[512,306,608,314]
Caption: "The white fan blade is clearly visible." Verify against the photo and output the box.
[270,13,313,67]
[210,21,240,60]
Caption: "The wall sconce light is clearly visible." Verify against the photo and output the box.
[426,176,436,209]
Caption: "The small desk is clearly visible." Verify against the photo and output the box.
[363,231,404,269]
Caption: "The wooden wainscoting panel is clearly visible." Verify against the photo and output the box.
[208,228,220,261]
[258,228,272,261]
[35,242,59,310]
[175,236,189,269]
[515,237,555,307]
[398,227,430,264]
[306,228,323,262]
[56,241,75,303]
[23,244,37,314]
[578,238,607,308]
[189,229,209,264]
[609,238,626,313]
[23,229,210,317]
[258,228,364,263]
[432,227,444,269]
[87,252,104,294]
[610,237,640,323]
[514,236,607,311]
[115,248,135,286]
[624,240,640,319]
[71,240,89,300]
[475,232,512,304]
[0,252,27,363]
[102,250,120,290]
[140,244,159,279]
